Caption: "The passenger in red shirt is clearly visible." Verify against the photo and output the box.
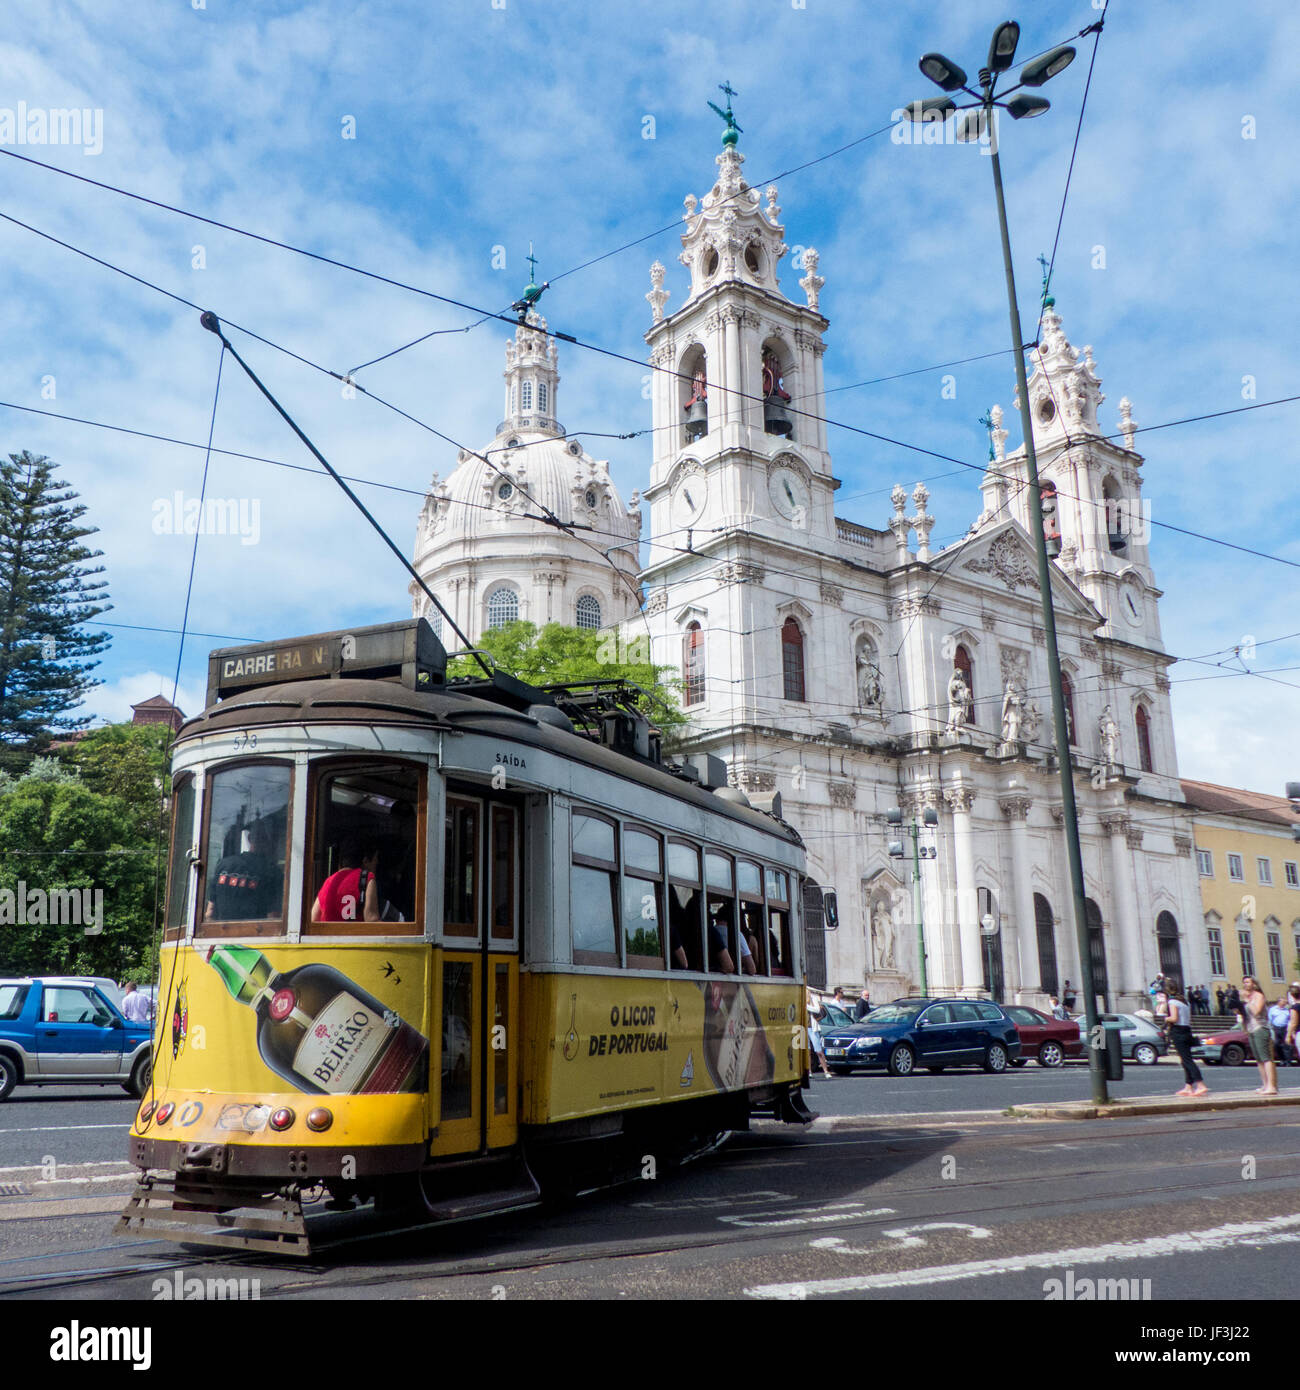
[311,841,381,923]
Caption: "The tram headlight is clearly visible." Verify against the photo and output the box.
[138,1101,156,1124]
[155,1102,176,1124]
[269,1107,296,1132]
[305,1107,333,1132]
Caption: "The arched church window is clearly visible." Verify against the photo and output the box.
[954,644,975,727]
[781,618,805,702]
[576,594,601,631]
[683,622,705,707]
[521,381,533,412]
[745,245,762,276]
[538,382,548,413]
[1061,671,1077,745]
[1135,704,1153,772]
[486,586,519,630]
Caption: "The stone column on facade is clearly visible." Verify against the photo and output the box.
[944,785,983,992]
[723,310,743,429]
[1101,813,1140,1003]
[999,796,1033,998]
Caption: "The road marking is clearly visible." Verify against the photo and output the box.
[0,1123,126,1135]
[633,1190,790,1212]
[811,1222,993,1255]
[719,1201,896,1229]
[0,1160,132,1176]
[746,1210,1300,1298]
[0,1195,127,1222]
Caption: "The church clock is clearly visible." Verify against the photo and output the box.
[671,473,709,528]
[768,464,808,522]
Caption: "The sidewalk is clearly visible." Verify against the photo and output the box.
[1009,1091,1300,1120]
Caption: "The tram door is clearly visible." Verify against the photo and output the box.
[434,794,521,1157]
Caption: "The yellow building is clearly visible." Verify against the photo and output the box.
[1182,780,1300,1000]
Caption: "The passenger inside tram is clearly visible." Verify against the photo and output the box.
[311,840,381,923]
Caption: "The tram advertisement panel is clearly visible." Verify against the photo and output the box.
[532,975,802,1123]
[153,942,431,1097]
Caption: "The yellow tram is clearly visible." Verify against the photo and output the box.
[121,619,815,1252]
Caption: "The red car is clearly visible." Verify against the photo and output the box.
[1004,1005,1085,1067]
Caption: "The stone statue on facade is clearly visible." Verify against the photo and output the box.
[857,653,883,712]
[1000,678,1025,747]
[872,901,896,971]
[946,668,970,734]
[1099,703,1121,766]
[1021,697,1043,747]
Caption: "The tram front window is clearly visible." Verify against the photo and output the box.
[572,812,618,965]
[310,762,422,928]
[202,763,290,926]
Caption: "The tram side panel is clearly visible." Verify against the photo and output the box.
[523,973,805,1125]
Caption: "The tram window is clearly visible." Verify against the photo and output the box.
[573,812,619,965]
[201,763,290,930]
[738,859,766,974]
[705,851,744,974]
[741,901,768,974]
[668,841,704,971]
[165,776,195,936]
[768,908,793,977]
[623,827,665,970]
[765,867,790,904]
[443,798,479,938]
[441,962,473,1121]
[309,762,423,932]
[490,806,517,942]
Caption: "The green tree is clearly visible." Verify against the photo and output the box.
[0,451,111,769]
[449,621,684,733]
[61,721,171,841]
[0,765,156,978]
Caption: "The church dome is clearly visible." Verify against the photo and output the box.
[411,310,642,648]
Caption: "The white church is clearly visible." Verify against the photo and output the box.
[412,126,1205,1015]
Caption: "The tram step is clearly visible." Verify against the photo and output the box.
[117,1175,310,1257]
[420,1179,541,1224]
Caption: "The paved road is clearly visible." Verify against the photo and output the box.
[806,1056,1296,1116]
[2,1101,1298,1332]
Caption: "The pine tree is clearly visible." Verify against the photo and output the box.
[0,451,111,766]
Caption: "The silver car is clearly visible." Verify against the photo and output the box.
[1104,1012,1168,1065]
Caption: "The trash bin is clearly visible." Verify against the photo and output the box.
[1098,1019,1124,1081]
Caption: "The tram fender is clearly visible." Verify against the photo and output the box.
[777,1088,818,1125]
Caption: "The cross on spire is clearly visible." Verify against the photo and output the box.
[978,409,996,461]
[527,242,539,285]
[707,82,743,146]
[1037,252,1055,309]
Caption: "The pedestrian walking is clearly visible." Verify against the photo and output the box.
[806,989,832,1078]
[1062,980,1077,1012]
[854,986,873,1021]
[1237,976,1278,1095]
[1269,996,1294,1067]
[1049,995,1069,1022]
[1165,982,1208,1097]
[1216,986,1226,1014]
[1285,985,1300,1067]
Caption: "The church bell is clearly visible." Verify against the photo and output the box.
[763,392,793,437]
[684,398,708,441]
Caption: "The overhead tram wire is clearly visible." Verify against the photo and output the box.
[197,310,491,676]
[4,200,1300,582]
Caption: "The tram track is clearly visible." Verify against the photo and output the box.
[2,1119,1295,1297]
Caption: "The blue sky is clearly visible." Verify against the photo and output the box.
[3,0,1297,792]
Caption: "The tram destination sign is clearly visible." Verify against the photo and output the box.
[206,618,446,705]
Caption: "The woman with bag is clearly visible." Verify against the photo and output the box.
[1237,976,1278,1095]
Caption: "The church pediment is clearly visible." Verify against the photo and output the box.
[949,522,1098,621]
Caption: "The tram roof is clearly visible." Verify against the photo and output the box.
[177,677,802,846]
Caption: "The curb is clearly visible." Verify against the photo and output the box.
[1008,1093,1300,1120]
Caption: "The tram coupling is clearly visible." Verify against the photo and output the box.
[118,1173,311,1258]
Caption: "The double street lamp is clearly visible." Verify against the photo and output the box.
[903,21,1110,1104]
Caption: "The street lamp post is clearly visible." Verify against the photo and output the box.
[904,20,1109,1103]
[888,805,939,994]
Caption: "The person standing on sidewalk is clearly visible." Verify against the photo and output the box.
[1165,982,1208,1097]
[1237,976,1278,1095]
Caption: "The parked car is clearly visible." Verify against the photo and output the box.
[0,977,153,1100]
[1192,1028,1249,1066]
[813,999,856,1030]
[1102,1012,1168,1065]
[821,997,1021,1076]
[1003,1005,1084,1067]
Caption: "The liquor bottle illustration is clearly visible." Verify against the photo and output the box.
[206,944,428,1095]
[701,981,773,1093]
[562,993,580,1061]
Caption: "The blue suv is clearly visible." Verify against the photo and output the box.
[821,997,1021,1076]
[0,977,153,1100]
